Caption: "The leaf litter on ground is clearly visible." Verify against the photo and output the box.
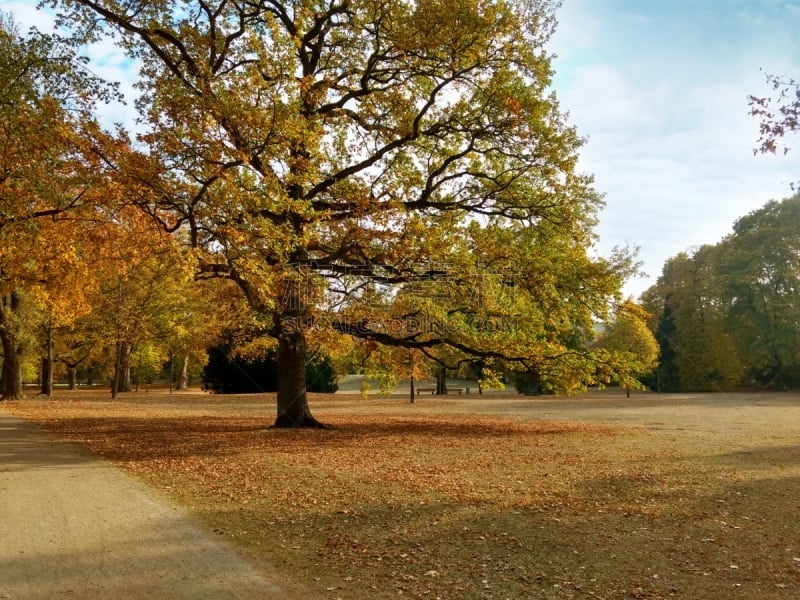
[7,390,800,599]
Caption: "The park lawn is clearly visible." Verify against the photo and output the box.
[7,390,800,599]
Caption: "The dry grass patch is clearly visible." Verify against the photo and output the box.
[7,391,800,599]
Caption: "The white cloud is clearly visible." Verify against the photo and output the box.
[624,13,653,26]
[0,0,55,32]
[560,65,672,137]
[548,1,604,62]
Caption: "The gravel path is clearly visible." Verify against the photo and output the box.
[0,410,299,600]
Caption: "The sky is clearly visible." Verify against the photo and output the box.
[547,0,800,297]
[1,0,798,299]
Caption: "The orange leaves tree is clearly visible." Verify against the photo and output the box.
[0,16,123,399]
[52,0,634,424]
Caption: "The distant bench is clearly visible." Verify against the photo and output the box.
[415,387,464,395]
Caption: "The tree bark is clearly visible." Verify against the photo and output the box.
[436,367,448,395]
[67,366,78,390]
[273,320,324,427]
[268,263,325,428]
[40,325,54,396]
[120,342,132,393]
[111,340,122,399]
[0,292,24,400]
[40,357,50,395]
[111,341,131,398]
[1,328,23,400]
[178,355,189,390]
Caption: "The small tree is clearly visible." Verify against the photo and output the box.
[596,301,659,397]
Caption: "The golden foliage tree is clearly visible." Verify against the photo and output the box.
[595,300,659,396]
[0,16,123,399]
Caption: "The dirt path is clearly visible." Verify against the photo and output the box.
[0,409,301,600]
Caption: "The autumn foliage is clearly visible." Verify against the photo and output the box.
[38,0,638,424]
[0,2,656,414]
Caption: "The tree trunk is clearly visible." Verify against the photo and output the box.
[0,292,24,401]
[111,340,121,398]
[120,342,132,393]
[274,322,324,428]
[178,355,189,390]
[67,366,78,390]
[436,367,448,395]
[519,369,541,396]
[410,375,416,404]
[40,325,54,396]
[271,270,324,430]
[111,340,131,398]
[40,357,50,395]
[1,329,23,400]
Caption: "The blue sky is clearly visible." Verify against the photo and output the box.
[548,0,800,297]
[2,0,798,298]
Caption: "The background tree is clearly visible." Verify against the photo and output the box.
[643,248,741,392]
[202,329,339,394]
[30,219,98,395]
[643,195,800,392]
[594,300,659,397]
[717,196,800,388]
[0,16,121,399]
[54,316,103,389]
[640,282,679,392]
[53,0,635,425]
[164,279,232,391]
[86,219,193,398]
[354,343,437,401]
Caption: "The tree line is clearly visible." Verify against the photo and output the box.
[642,194,800,392]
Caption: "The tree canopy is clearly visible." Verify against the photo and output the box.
[594,300,658,396]
[32,0,639,423]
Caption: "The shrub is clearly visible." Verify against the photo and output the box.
[202,339,338,394]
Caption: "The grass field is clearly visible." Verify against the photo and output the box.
[6,388,800,599]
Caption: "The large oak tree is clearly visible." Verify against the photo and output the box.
[52,0,633,424]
